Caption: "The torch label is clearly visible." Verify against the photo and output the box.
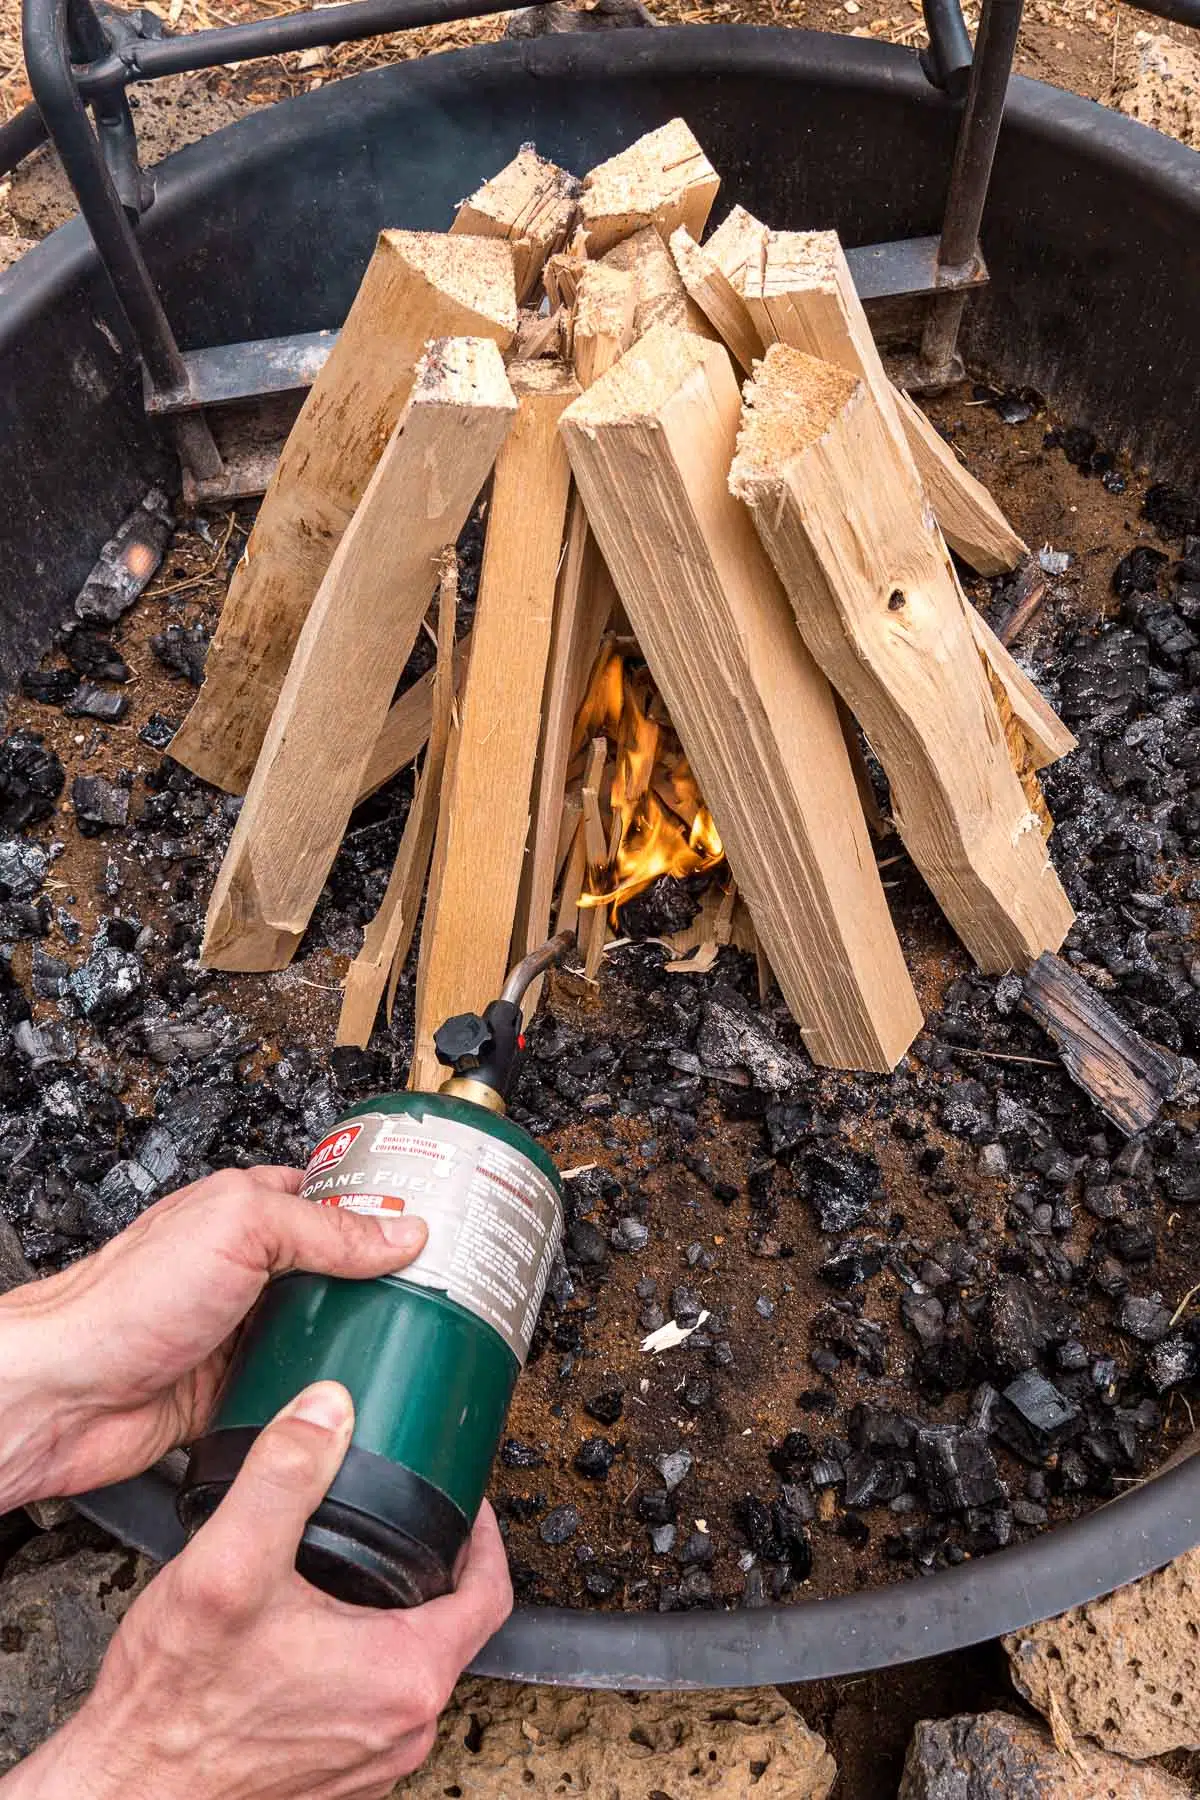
[300,1109,563,1365]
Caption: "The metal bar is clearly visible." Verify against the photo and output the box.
[0,101,48,176]
[73,0,554,94]
[22,0,223,476]
[917,0,1024,385]
[920,0,972,95]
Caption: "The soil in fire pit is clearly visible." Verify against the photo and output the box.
[1,386,1198,1615]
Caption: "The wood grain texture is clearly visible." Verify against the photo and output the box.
[669,225,764,373]
[1021,951,1181,1135]
[579,118,720,258]
[201,338,517,973]
[170,231,517,794]
[572,263,637,390]
[337,555,459,1048]
[734,227,1070,775]
[408,360,578,1090]
[561,324,922,1072]
[451,146,579,302]
[893,382,1029,576]
[732,344,1074,974]
[602,226,716,340]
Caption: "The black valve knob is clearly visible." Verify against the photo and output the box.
[433,1011,495,1071]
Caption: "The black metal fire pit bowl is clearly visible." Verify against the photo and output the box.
[2,24,1199,1687]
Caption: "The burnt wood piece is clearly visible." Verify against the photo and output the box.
[1020,951,1182,1136]
[997,564,1049,647]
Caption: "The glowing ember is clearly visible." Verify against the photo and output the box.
[575,647,724,919]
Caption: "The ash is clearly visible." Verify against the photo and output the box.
[0,442,1198,1614]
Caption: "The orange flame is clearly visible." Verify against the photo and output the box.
[577,650,724,919]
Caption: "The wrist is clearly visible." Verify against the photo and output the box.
[0,1293,87,1510]
[0,1701,145,1800]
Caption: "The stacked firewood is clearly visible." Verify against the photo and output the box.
[169,120,1081,1081]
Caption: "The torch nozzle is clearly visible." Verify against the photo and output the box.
[500,930,576,1010]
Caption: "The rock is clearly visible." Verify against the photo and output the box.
[1005,1545,1200,1760]
[655,1449,693,1491]
[898,1710,1189,1798]
[0,1542,152,1769]
[1117,32,1200,152]
[697,993,807,1095]
[398,1680,835,1797]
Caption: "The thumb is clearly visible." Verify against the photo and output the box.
[192,1381,355,1593]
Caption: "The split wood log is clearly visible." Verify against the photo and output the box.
[555,818,587,940]
[731,344,1074,974]
[560,324,923,1072]
[579,118,720,257]
[734,227,1069,774]
[408,360,578,1091]
[602,226,715,339]
[1020,950,1182,1136]
[336,555,459,1048]
[171,231,517,794]
[512,306,567,361]
[703,203,769,291]
[572,263,637,389]
[451,146,579,302]
[354,632,471,805]
[201,338,518,973]
[669,225,763,373]
[892,383,1028,576]
[580,737,613,979]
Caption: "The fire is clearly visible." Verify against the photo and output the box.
[575,648,724,919]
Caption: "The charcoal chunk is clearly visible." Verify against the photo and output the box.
[901,1291,946,1350]
[151,623,210,686]
[696,992,806,1094]
[0,840,48,902]
[61,626,130,683]
[538,1505,578,1545]
[21,669,77,706]
[1147,1334,1200,1392]
[996,1371,1082,1462]
[138,713,179,750]
[584,1387,624,1426]
[848,1404,915,1458]
[1058,629,1149,728]
[0,732,65,831]
[565,1219,608,1269]
[655,1449,693,1491]
[65,684,129,722]
[914,1426,1007,1514]
[74,487,172,622]
[1112,545,1168,600]
[1116,1293,1172,1344]
[67,947,144,1023]
[982,1275,1075,1376]
[71,775,129,834]
[500,1439,545,1470]
[817,1247,881,1290]
[802,1146,882,1233]
[573,1437,616,1480]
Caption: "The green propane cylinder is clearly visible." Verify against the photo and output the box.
[177,935,572,1609]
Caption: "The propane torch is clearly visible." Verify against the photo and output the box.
[178,932,576,1607]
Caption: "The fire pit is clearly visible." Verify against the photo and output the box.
[1,13,1199,1690]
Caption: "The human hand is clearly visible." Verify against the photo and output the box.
[4,1382,513,1800]
[0,1166,427,1507]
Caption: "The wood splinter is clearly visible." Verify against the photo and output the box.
[731,343,1075,975]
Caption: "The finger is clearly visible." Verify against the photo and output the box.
[377,1502,513,1682]
[187,1381,355,1594]
[252,1191,429,1282]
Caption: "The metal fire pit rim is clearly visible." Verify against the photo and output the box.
[74,1446,1200,1686]
[2,24,1198,346]
[11,26,1200,1685]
